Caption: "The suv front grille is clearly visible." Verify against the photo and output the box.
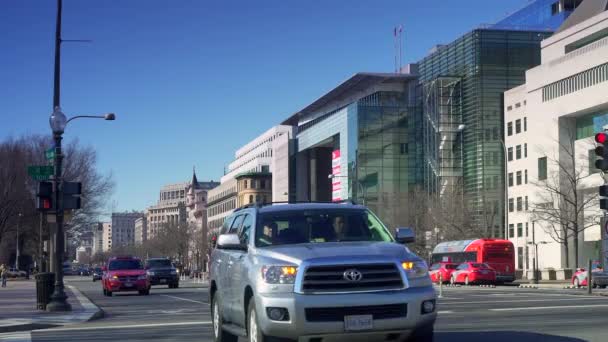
[301,263,403,293]
[305,304,407,322]
[118,276,138,282]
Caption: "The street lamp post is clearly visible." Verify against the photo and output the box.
[15,213,23,270]
[528,221,548,284]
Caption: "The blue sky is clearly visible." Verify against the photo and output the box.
[1,0,528,213]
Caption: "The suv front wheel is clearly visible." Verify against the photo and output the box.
[211,293,238,342]
[247,300,268,342]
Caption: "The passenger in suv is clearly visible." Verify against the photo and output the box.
[209,203,436,342]
[146,257,179,288]
[102,256,150,296]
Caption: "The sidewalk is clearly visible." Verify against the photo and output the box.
[0,279,102,333]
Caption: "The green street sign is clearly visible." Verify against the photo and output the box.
[28,165,54,181]
[45,148,55,161]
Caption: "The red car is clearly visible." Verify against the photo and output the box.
[102,256,150,296]
[450,262,496,285]
[429,262,457,284]
[572,263,604,287]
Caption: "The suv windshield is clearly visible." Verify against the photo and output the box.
[147,259,172,268]
[108,259,142,271]
[255,209,393,247]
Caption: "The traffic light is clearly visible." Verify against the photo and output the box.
[63,182,82,210]
[594,132,608,171]
[36,182,54,211]
[600,185,608,211]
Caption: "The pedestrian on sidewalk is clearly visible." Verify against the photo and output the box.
[0,264,7,287]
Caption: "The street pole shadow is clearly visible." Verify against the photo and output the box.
[434,331,587,342]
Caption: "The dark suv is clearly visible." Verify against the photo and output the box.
[146,258,179,288]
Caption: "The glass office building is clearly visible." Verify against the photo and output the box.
[285,73,422,230]
[418,29,552,238]
[493,0,582,31]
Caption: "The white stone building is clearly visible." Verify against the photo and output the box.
[504,0,608,273]
[102,222,112,252]
[134,217,147,245]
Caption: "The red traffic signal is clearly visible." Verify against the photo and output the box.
[596,133,608,144]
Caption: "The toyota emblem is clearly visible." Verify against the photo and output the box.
[343,269,363,282]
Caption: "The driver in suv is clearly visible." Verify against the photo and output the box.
[209,202,436,342]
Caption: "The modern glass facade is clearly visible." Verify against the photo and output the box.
[493,0,581,31]
[418,29,551,238]
[354,90,423,229]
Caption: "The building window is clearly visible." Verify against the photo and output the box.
[525,245,529,269]
[526,223,529,237]
[524,143,528,158]
[538,157,548,180]
[525,169,528,184]
[244,180,248,189]
[515,119,521,134]
[525,196,529,211]
[509,198,514,212]
[260,180,266,189]
[517,223,523,238]
[255,195,260,203]
[508,173,514,187]
[518,247,524,270]
[517,197,523,211]
[249,195,253,204]
[508,147,513,161]
[524,117,527,131]
[509,224,514,238]
[507,122,513,136]
[516,145,522,160]
[516,171,522,185]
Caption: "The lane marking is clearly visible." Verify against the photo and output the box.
[36,321,211,332]
[0,331,32,342]
[440,297,602,306]
[490,304,608,311]
[160,294,207,304]
[437,310,454,314]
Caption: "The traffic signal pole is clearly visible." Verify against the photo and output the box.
[46,0,71,312]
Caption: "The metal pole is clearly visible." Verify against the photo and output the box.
[438,272,443,298]
[532,221,538,284]
[47,0,71,312]
[588,259,593,295]
[16,213,22,269]
[39,213,43,272]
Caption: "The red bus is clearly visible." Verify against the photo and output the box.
[431,239,515,283]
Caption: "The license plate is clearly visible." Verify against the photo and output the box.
[124,282,133,287]
[344,315,373,331]
[160,279,167,283]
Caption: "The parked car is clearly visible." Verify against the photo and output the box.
[209,202,436,342]
[7,268,26,278]
[450,262,497,285]
[572,265,605,288]
[79,267,91,276]
[92,267,103,282]
[429,262,458,284]
[145,257,179,288]
[102,256,150,296]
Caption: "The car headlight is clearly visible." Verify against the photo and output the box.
[147,271,155,276]
[112,275,119,279]
[137,275,147,280]
[402,261,429,279]
[261,265,298,284]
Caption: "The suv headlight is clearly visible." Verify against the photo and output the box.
[261,266,298,284]
[402,261,429,279]
[147,271,155,276]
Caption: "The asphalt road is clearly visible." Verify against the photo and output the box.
[6,278,608,342]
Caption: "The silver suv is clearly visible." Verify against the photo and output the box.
[209,202,436,342]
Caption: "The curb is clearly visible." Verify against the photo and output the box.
[0,285,104,334]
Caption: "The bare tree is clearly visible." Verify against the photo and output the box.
[0,134,114,265]
[531,126,599,269]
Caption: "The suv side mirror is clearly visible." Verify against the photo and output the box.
[217,234,247,251]
[395,227,415,244]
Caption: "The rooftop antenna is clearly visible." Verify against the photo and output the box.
[398,24,403,73]
[393,26,398,73]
